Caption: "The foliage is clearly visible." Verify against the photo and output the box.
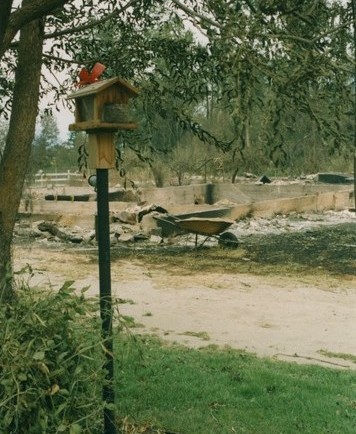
[116,335,356,434]
[199,0,354,174]
[66,0,355,180]
[0,272,106,434]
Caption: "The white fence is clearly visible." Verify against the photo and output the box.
[34,171,84,187]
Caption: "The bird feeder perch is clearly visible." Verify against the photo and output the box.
[67,77,139,169]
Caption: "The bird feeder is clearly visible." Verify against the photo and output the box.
[67,77,139,169]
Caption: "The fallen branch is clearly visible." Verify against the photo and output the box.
[37,221,83,243]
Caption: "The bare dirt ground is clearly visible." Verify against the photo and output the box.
[13,209,356,370]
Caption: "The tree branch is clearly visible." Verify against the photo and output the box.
[42,53,81,64]
[8,0,141,49]
[267,16,356,48]
[43,0,139,40]
[244,0,257,14]
[267,33,313,45]
[0,0,68,58]
[311,17,356,44]
[170,0,222,29]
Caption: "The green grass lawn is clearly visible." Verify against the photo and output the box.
[115,336,356,434]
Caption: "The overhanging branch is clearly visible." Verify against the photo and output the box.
[0,0,68,57]
[7,0,140,51]
[170,0,222,29]
[43,0,139,40]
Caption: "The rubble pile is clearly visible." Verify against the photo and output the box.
[14,207,356,249]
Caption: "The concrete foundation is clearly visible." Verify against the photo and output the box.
[21,182,354,229]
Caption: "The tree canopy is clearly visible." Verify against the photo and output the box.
[1,1,355,163]
[68,0,355,174]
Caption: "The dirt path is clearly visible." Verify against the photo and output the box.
[14,245,356,369]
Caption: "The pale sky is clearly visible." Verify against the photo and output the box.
[54,107,73,141]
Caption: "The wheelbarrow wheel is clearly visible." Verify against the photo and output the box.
[218,231,238,249]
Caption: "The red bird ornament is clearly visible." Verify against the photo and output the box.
[78,62,106,86]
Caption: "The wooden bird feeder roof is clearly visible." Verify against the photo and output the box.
[67,77,139,100]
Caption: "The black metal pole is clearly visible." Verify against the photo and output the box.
[96,168,117,434]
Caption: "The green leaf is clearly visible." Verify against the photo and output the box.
[80,285,91,295]
[59,280,76,293]
[59,388,70,396]
[3,410,13,427]
[104,402,116,411]
[70,423,82,434]
[33,351,45,361]
[18,373,27,382]
[55,403,68,416]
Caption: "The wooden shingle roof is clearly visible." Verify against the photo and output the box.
[67,77,139,99]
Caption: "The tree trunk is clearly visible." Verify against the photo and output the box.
[0,13,44,301]
[231,167,239,184]
[244,116,251,149]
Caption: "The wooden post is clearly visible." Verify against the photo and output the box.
[88,132,116,169]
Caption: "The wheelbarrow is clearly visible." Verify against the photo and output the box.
[154,215,238,248]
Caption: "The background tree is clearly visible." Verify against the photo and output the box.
[29,112,60,175]
[53,131,85,172]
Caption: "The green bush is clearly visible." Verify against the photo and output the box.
[0,271,106,434]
